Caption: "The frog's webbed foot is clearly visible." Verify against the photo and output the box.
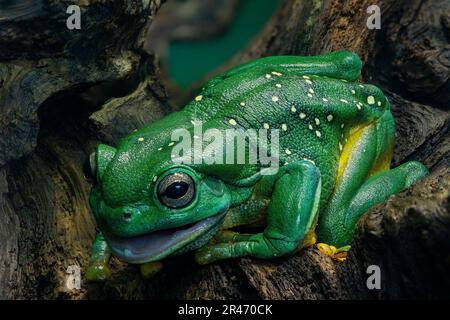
[211,230,253,242]
[193,231,250,264]
[195,231,262,265]
[85,262,112,282]
[139,261,163,279]
[316,243,351,262]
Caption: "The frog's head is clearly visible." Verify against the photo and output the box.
[87,113,233,264]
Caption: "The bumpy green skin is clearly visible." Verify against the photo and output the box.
[86,51,428,280]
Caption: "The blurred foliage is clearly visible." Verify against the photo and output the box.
[167,0,280,88]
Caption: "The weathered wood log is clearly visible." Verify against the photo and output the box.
[0,0,449,299]
[0,0,167,299]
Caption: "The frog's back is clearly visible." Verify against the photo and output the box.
[183,52,390,196]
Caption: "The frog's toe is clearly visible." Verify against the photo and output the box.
[214,230,253,243]
[316,242,337,256]
[85,262,111,282]
[140,261,163,279]
[334,245,351,262]
[195,241,248,265]
[316,243,350,262]
[196,232,256,264]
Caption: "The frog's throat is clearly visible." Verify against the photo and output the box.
[104,210,227,264]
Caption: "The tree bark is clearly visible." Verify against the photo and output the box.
[0,0,449,299]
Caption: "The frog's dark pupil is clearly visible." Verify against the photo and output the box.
[164,181,189,199]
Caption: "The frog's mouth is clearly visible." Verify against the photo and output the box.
[104,211,226,264]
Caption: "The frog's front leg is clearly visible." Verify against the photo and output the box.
[85,232,112,282]
[195,161,321,264]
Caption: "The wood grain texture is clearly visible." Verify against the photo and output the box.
[0,0,167,299]
[0,0,46,22]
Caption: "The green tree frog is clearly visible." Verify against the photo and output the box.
[85,51,428,281]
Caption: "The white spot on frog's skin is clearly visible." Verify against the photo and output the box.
[305,79,313,85]
[281,123,288,131]
[339,143,343,151]
[195,95,203,102]
[367,96,376,105]
[272,71,283,76]
[356,104,362,110]
[190,120,196,125]
[153,176,158,182]
[299,112,306,119]
[308,124,314,130]
[263,123,270,129]
[315,118,320,125]
[341,79,348,83]
[308,88,315,94]
[341,123,345,129]
[315,130,322,138]
[291,106,297,113]
[307,93,313,98]
[322,98,329,102]
[228,119,237,126]
[303,158,316,165]
[157,147,163,151]
[138,137,145,142]
[285,148,292,155]
[351,89,356,95]
[377,101,382,106]
[193,135,200,139]
[265,74,272,79]
[340,99,349,104]
[359,84,364,88]
[272,96,279,102]
[302,75,310,80]
[327,114,334,122]
[168,142,175,147]
[240,102,246,107]
[276,83,282,88]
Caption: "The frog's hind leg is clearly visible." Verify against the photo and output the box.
[316,111,428,251]
[343,160,428,232]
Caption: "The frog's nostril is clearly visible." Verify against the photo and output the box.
[122,212,132,222]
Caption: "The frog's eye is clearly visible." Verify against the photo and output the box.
[157,172,195,209]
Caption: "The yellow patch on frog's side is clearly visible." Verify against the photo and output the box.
[369,141,394,177]
[336,122,394,184]
[336,124,367,183]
